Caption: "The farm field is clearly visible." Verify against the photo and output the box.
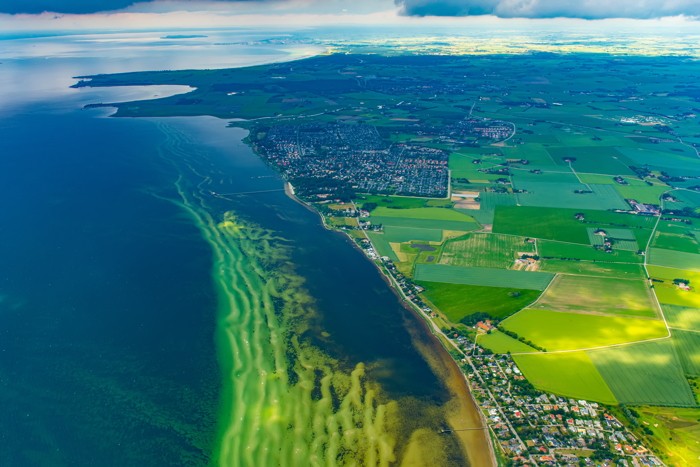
[477,330,538,354]
[588,341,696,406]
[513,352,617,404]
[501,309,668,351]
[439,233,535,269]
[539,259,646,279]
[369,215,479,231]
[418,281,541,323]
[365,232,399,261]
[648,248,700,271]
[636,406,700,466]
[663,305,700,331]
[672,330,700,376]
[538,239,644,263]
[371,206,475,221]
[647,266,700,308]
[652,231,700,255]
[493,206,591,244]
[531,274,658,318]
[382,225,443,243]
[414,264,553,290]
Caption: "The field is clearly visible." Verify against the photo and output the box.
[588,341,696,406]
[501,309,668,351]
[414,264,553,290]
[539,259,646,279]
[382,226,443,243]
[371,207,475,221]
[365,232,399,261]
[636,406,700,466]
[369,216,479,231]
[513,352,617,404]
[663,305,700,331]
[673,330,700,376]
[538,239,644,263]
[439,233,535,269]
[647,266,700,308]
[652,231,700,255]
[418,282,541,322]
[493,206,590,244]
[477,330,538,354]
[514,182,629,211]
[648,248,700,271]
[531,275,658,318]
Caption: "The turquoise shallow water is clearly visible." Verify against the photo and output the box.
[0,32,471,465]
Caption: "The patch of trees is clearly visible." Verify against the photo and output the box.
[460,312,493,326]
[497,326,547,352]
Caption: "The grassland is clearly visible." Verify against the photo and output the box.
[648,248,700,271]
[370,216,479,231]
[477,330,539,354]
[493,206,590,244]
[414,264,553,290]
[418,281,541,322]
[371,206,475,221]
[647,266,700,308]
[539,260,646,279]
[539,240,644,263]
[513,352,617,404]
[588,341,696,406]
[501,309,668,351]
[531,275,658,318]
[365,232,399,261]
[382,226,443,243]
[663,305,700,331]
[673,330,700,376]
[439,233,535,269]
[652,231,700,255]
[635,406,700,466]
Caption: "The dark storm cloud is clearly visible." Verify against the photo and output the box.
[395,0,700,19]
[0,0,268,15]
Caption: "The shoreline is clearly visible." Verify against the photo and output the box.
[283,181,497,467]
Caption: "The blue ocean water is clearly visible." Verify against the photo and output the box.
[0,31,468,465]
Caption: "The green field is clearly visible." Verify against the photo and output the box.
[614,184,669,204]
[539,239,644,263]
[588,340,696,406]
[648,248,700,271]
[472,192,517,224]
[369,216,480,231]
[371,206,475,221]
[532,275,658,318]
[513,352,617,404]
[539,259,646,279]
[477,330,539,354]
[440,233,535,269]
[501,309,668,351]
[636,406,700,466]
[414,264,553,290]
[546,146,635,175]
[365,232,399,261]
[358,195,432,210]
[587,227,639,251]
[652,231,700,255]
[648,266,700,308]
[418,282,541,323]
[673,330,700,376]
[382,225,443,243]
[663,305,700,331]
[493,206,590,244]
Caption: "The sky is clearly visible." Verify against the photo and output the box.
[1,0,698,31]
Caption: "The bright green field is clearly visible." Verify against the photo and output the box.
[501,309,668,351]
[414,264,554,291]
[493,206,590,244]
[588,340,696,406]
[648,266,700,308]
[614,184,669,204]
[371,206,475,221]
[673,330,700,376]
[365,232,399,262]
[539,259,646,279]
[477,330,539,354]
[663,305,700,331]
[440,233,535,269]
[418,281,541,322]
[648,248,700,271]
[513,352,617,404]
[382,226,443,243]
[532,274,658,318]
[636,406,700,467]
[369,216,480,231]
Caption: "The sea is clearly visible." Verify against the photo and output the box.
[0,30,482,465]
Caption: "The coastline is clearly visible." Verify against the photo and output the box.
[283,181,497,467]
